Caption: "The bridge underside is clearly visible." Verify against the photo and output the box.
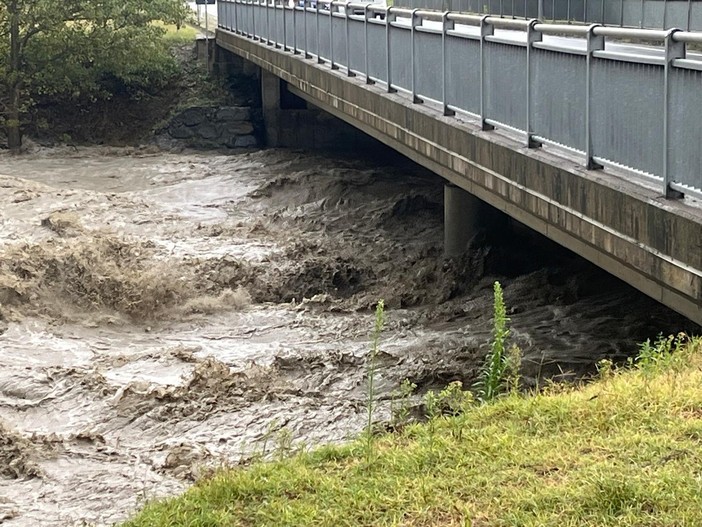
[216,29,702,325]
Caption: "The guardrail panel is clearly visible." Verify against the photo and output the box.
[415,30,443,103]
[227,1,235,30]
[251,4,264,38]
[484,41,527,130]
[320,11,333,61]
[294,7,305,50]
[333,15,348,67]
[348,17,366,74]
[367,22,388,83]
[532,47,586,151]
[591,58,664,178]
[304,9,318,56]
[444,36,480,115]
[274,6,285,43]
[284,7,295,49]
[670,66,702,193]
[389,24,412,91]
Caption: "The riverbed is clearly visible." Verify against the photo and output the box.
[0,146,694,525]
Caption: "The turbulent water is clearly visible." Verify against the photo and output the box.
[0,145,696,526]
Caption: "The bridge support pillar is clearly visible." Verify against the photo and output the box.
[261,70,284,147]
[444,184,482,257]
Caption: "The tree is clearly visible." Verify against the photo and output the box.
[0,0,189,151]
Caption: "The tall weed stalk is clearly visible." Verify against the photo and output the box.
[475,281,514,402]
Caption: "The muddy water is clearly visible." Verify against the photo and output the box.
[0,146,696,526]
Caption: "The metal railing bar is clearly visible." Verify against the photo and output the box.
[532,41,588,55]
[675,31,702,44]
[593,26,668,41]
[591,49,665,65]
[485,34,529,46]
[673,58,702,71]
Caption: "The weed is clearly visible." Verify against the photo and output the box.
[423,381,473,442]
[275,428,294,461]
[390,379,416,430]
[596,358,614,380]
[636,333,688,373]
[474,281,511,402]
[506,344,522,395]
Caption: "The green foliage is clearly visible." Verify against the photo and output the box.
[636,333,688,373]
[389,378,416,430]
[506,343,522,394]
[474,281,516,402]
[424,381,473,419]
[0,0,190,145]
[423,381,474,442]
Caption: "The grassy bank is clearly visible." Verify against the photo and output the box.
[123,333,702,527]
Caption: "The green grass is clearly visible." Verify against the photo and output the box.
[154,22,198,44]
[123,335,702,527]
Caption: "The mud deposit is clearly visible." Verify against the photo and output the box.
[0,146,696,525]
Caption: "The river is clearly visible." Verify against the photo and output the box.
[0,145,695,525]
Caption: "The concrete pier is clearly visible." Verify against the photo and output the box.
[444,184,483,257]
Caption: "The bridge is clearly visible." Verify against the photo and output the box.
[214,0,702,325]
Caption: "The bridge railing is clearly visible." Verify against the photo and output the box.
[392,0,702,33]
[217,0,702,199]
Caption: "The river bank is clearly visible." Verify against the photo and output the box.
[0,146,696,525]
[123,335,702,527]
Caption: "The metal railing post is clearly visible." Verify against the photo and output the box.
[480,16,494,130]
[273,0,280,47]
[526,20,542,148]
[386,7,396,92]
[345,2,354,76]
[293,1,299,54]
[304,0,311,58]
[364,5,373,83]
[442,12,455,116]
[266,0,272,44]
[663,29,685,198]
[411,9,422,103]
[330,1,338,69]
[234,0,239,34]
[538,0,544,19]
[253,0,258,40]
[283,0,288,50]
[317,0,323,63]
[585,25,604,169]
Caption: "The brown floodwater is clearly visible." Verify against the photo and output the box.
[0,145,697,526]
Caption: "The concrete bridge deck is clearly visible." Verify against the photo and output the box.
[214,4,702,324]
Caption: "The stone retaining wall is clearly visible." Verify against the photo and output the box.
[160,105,261,149]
